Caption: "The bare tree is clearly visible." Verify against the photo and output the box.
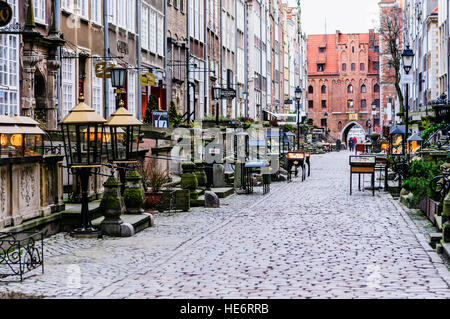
[379,4,404,121]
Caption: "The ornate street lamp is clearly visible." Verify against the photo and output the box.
[407,133,423,155]
[106,100,143,193]
[60,96,107,237]
[110,67,127,89]
[402,46,415,161]
[106,101,143,163]
[213,86,222,125]
[110,67,127,110]
[0,115,45,158]
[295,86,302,149]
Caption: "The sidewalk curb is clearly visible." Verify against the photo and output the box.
[390,196,450,287]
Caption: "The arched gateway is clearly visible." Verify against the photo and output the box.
[340,121,366,145]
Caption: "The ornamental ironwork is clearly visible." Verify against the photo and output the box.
[0,231,44,282]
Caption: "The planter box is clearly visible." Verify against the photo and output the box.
[418,195,439,225]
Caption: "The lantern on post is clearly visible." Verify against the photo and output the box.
[105,100,143,194]
[106,100,143,163]
[407,133,423,155]
[60,96,107,236]
[389,125,410,157]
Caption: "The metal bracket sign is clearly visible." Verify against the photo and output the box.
[152,111,168,128]
[95,61,113,79]
[220,88,236,100]
[140,72,156,86]
[0,1,13,28]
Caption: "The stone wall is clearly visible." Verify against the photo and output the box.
[0,155,64,230]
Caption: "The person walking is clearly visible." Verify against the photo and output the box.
[348,138,354,152]
[336,139,341,152]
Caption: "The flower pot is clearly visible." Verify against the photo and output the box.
[145,191,163,209]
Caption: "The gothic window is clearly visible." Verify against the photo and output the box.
[361,85,366,93]
[321,85,326,94]
[348,85,353,93]
[374,84,380,93]
[308,85,314,94]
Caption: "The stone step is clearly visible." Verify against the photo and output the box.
[436,215,443,231]
[211,187,235,198]
[191,187,234,207]
[442,242,450,260]
[91,214,154,235]
[429,232,443,248]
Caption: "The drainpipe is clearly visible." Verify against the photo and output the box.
[56,0,61,122]
[205,0,209,118]
[137,0,142,120]
[447,0,449,98]
[259,1,263,121]
[219,0,223,117]
[164,0,168,111]
[234,0,238,119]
[244,0,248,117]
[186,0,191,122]
[104,0,110,118]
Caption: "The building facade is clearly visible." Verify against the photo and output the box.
[307,31,380,142]
[0,0,306,126]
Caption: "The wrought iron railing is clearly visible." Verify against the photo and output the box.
[0,232,44,282]
[430,164,450,205]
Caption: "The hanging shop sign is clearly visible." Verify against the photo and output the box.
[152,111,168,128]
[95,61,114,79]
[140,72,156,87]
[348,113,358,121]
[220,88,236,100]
[0,1,13,28]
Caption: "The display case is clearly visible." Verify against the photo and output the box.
[266,129,280,156]
[389,125,410,156]
[349,155,376,196]
[0,115,45,159]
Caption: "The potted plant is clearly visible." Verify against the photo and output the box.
[139,158,168,210]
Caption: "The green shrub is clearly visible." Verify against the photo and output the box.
[402,159,445,205]
[144,94,158,124]
[168,101,182,127]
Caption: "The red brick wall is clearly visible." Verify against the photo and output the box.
[307,32,380,141]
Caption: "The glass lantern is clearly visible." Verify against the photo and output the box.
[0,115,45,158]
[105,102,143,164]
[407,133,423,155]
[389,125,409,157]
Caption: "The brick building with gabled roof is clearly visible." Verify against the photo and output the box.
[307,30,380,143]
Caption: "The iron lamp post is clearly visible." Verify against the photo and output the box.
[295,86,302,149]
[60,96,107,237]
[402,46,415,161]
[213,86,222,125]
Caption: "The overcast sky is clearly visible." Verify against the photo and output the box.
[289,0,380,35]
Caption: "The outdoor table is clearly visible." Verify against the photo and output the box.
[297,149,311,177]
[349,155,376,196]
[287,151,306,182]
[243,161,271,195]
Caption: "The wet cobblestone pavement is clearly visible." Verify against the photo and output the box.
[1,151,449,298]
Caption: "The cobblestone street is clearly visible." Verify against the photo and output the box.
[1,151,450,299]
